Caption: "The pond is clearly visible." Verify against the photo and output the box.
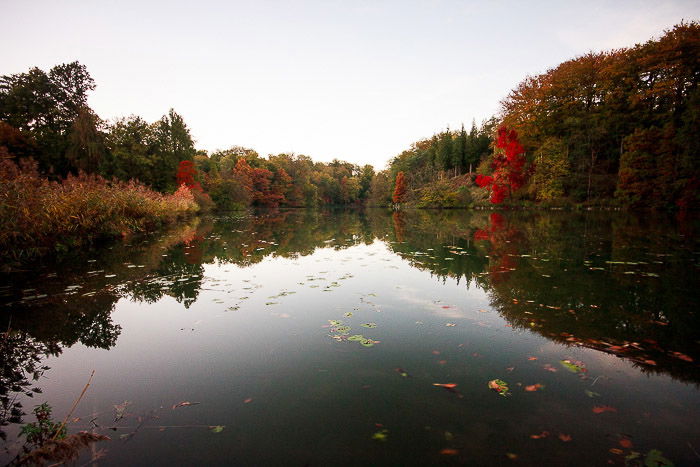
[1,209,699,466]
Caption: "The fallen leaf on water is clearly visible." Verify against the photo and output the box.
[505,453,518,460]
[210,426,225,433]
[524,384,544,392]
[530,431,550,439]
[610,448,624,455]
[395,368,410,378]
[114,401,130,422]
[172,401,200,409]
[243,398,253,404]
[372,429,389,441]
[361,323,377,328]
[558,433,572,442]
[592,405,617,414]
[560,359,587,374]
[440,448,459,455]
[527,356,538,361]
[432,350,441,355]
[619,438,633,448]
[488,379,511,396]
[344,312,353,317]
[445,323,456,327]
[543,364,558,373]
[433,383,458,389]
[437,360,447,365]
[584,389,601,398]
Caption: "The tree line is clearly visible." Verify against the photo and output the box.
[2,21,698,212]
[0,62,375,210]
[383,21,699,209]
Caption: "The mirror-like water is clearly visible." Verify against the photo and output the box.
[2,209,699,466]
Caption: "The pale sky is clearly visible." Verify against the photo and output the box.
[2,1,699,169]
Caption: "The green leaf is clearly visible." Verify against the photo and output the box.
[361,323,377,328]
[644,449,674,467]
[210,425,225,433]
[372,429,388,441]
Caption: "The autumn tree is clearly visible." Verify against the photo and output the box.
[476,127,528,203]
[176,160,202,192]
[392,171,407,204]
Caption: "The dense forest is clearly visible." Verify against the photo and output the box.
[382,22,700,209]
[0,22,698,259]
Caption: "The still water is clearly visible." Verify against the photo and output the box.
[1,209,699,466]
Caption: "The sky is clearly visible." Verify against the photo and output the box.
[2,1,699,169]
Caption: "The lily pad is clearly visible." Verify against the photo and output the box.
[361,323,377,328]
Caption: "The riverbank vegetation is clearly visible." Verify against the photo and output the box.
[1,22,698,261]
[379,22,699,210]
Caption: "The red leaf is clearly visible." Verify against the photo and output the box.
[433,383,458,389]
[592,405,617,414]
[440,448,459,455]
[558,433,572,442]
[524,384,544,392]
[619,438,633,448]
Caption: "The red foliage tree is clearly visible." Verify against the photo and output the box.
[392,171,407,204]
[477,127,528,203]
[176,160,202,192]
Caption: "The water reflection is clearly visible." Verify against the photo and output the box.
[1,208,698,449]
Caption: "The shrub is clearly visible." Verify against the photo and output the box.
[0,158,199,261]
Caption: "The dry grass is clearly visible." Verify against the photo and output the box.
[0,159,199,261]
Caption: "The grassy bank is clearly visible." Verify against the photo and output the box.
[0,159,200,262]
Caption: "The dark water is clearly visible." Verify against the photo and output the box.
[1,209,699,466]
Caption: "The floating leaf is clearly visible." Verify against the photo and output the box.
[172,401,200,409]
[644,449,674,466]
[210,425,225,433]
[530,431,549,439]
[560,359,587,374]
[348,335,365,341]
[433,383,458,389]
[361,323,377,328]
[619,438,633,448]
[372,429,389,441]
[584,389,600,398]
[440,448,459,455]
[558,433,572,442]
[488,379,510,396]
[328,320,343,326]
[114,401,130,422]
[592,405,617,414]
[344,312,353,317]
[524,383,544,392]
[395,368,410,378]
[360,338,375,347]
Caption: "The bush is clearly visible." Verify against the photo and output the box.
[0,158,199,261]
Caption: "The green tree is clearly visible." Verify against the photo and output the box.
[66,107,105,173]
[0,62,96,176]
[151,109,196,191]
[530,137,570,201]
